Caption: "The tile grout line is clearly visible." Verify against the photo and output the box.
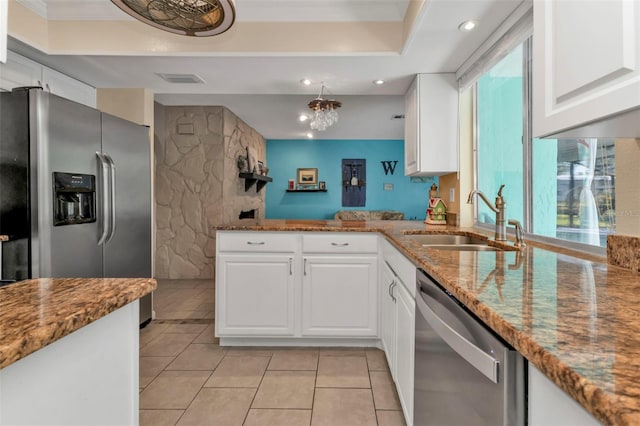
[369,368,382,426]
[310,354,319,426]
[240,353,272,426]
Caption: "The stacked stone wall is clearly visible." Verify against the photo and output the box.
[155,105,265,278]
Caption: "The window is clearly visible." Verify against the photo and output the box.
[474,40,616,249]
[532,138,615,247]
[476,44,524,229]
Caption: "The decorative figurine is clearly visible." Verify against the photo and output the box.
[425,183,447,225]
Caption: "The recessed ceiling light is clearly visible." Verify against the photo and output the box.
[301,79,312,86]
[373,80,385,85]
[299,114,309,122]
[306,132,314,139]
[458,20,477,32]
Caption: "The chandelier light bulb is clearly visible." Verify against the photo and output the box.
[299,114,309,122]
[306,84,341,131]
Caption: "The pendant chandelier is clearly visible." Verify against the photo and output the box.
[307,84,342,131]
[111,0,236,37]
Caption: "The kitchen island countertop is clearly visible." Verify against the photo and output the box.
[0,277,156,369]
[216,219,640,425]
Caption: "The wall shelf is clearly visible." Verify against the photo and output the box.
[286,189,328,193]
[239,173,272,192]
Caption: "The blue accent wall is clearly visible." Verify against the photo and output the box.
[265,139,437,220]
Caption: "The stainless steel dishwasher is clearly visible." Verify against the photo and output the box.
[414,269,525,426]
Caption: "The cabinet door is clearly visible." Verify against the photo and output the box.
[533,0,640,137]
[216,254,295,336]
[0,51,41,91]
[381,261,397,376]
[404,74,458,176]
[395,280,415,426]
[404,77,419,175]
[528,365,600,426]
[42,67,96,108]
[302,256,378,336]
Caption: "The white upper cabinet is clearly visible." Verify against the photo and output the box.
[41,67,96,108]
[0,51,96,108]
[533,0,640,137]
[404,73,458,176]
[0,51,41,89]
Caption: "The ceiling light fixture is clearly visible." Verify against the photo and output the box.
[307,84,342,131]
[299,114,309,122]
[373,79,385,85]
[458,20,477,32]
[301,79,312,86]
[111,0,236,37]
[306,132,314,139]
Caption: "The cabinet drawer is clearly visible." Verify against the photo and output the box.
[302,233,378,254]
[382,238,417,298]
[218,232,297,253]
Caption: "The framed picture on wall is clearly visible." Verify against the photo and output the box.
[297,168,318,185]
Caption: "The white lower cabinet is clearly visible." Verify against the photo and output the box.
[381,261,397,376]
[529,364,601,426]
[216,254,295,336]
[302,255,378,336]
[381,239,416,426]
[215,231,378,340]
[394,279,415,425]
[0,302,139,425]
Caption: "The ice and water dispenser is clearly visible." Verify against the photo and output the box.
[53,172,96,226]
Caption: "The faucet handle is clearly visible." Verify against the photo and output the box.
[507,219,526,248]
[497,184,505,197]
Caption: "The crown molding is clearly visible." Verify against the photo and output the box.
[15,0,47,18]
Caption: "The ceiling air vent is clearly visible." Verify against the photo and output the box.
[391,114,405,120]
[156,73,205,84]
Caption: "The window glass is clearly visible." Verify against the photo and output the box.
[533,138,615,247]
[476,44,524,227]
[475,39,616,248]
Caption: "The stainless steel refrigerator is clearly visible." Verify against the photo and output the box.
[0,87,153,325]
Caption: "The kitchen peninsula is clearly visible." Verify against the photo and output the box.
[0,277,156,425]
[216,219,640,426]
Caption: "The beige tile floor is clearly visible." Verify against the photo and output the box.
[140,279,406,426]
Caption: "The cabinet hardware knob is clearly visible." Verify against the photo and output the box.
[304,258,307,275]
[247,241,265,245]
[289,258,293,275]
[331,242,349,246]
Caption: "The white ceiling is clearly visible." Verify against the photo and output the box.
[10,0,525,139]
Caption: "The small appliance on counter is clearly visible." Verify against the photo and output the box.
[0,87,153,326]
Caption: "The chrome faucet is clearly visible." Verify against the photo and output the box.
[467,184,507,241]
[508,219,526,248]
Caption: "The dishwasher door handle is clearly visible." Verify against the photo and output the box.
[416,291,499,384]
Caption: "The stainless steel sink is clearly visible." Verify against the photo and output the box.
[404,234,488,246]
[422,244,502,252]
[403,234,503,251]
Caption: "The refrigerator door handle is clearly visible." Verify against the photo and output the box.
[96,152,111,245]
[103,152,117,243]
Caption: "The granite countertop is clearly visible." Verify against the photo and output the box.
[217,219,640,425]
[0,277,156,369]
